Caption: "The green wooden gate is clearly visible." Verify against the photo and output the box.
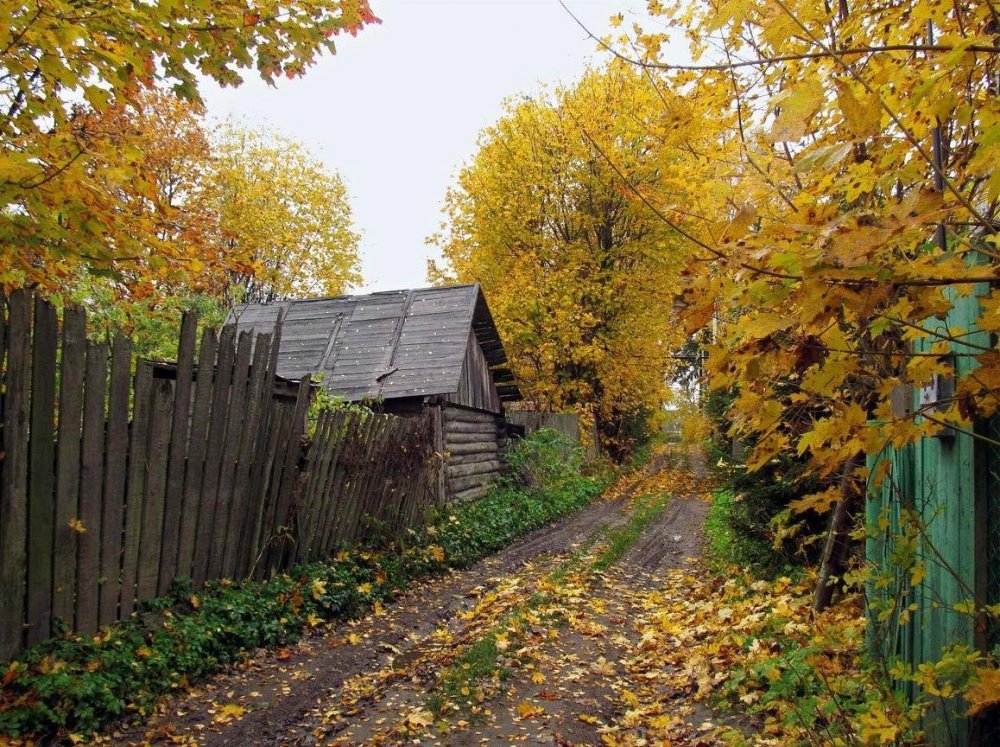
[866,281,996,745]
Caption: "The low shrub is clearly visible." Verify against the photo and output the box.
[0,430,608,743]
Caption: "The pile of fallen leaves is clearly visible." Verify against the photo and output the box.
[600,567,915,746]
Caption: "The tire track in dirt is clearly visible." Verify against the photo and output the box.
[105,466,650,747]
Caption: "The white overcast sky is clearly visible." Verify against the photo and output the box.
[201,0,671,293]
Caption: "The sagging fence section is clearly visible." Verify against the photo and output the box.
[0,290,439,660]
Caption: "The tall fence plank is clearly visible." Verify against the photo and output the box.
[158,313,197,594]
[120,361,153,617]
[26,298,57,646]
[207,331,252,581]
[1,291,31,658]
[135,378,172,603]
[176,328,217,580]
[99,335,133,627]
[192,325,236,587]
[76,341,108,635]
[221,333,272,579]
[53,307,85,627]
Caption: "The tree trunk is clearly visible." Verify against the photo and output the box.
[814,453,862,612]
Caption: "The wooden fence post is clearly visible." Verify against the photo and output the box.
[0,290,30,659]
[26,297,57,646]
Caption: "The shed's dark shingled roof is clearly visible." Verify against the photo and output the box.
[228,284,521,403]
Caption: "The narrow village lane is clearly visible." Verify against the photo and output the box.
[108,447,731,747]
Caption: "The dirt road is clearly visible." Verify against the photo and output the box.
[107,447,720,747]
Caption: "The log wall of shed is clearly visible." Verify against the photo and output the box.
[440,403,506,504]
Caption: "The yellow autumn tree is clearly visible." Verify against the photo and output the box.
[1,0,377,291]
[596,1,998,605]
[211,128,362,304]
[430,66,691,458]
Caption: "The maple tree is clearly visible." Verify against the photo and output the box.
[210,127,362,304]
[430,66,691,458]
[1,0,377,290]
[585,0,999,602]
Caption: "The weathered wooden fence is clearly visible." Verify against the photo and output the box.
[0,290,439,660]
[506,410,598,459]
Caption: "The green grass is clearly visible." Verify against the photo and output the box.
[592,492,670,572]
[704,489,804,579]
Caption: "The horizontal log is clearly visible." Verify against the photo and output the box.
[449,473,499,494]
[444,407,498,425]
[446,460,501,479]
[446,441,499,456]
[444,420,499,435]
[445,431,499,446]
[444,452,503,466]
[449,483,490,503]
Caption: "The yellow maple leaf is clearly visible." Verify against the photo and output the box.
[428,545,446,563]
[858,707,899,744]
[357,582,372,595]
[68,518,86,534]
[531,671,546,684]
[516,700,545,719]
[406,709,435,728]
[214,703,246,724]
[966,667,1000,716]
[306,612,322,627]
[578,713,599,724]
[310,578,326,601]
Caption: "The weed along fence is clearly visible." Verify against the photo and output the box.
[0,290,439,660]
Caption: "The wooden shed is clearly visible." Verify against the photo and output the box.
[229,284,521,503]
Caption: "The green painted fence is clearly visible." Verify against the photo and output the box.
[867,279,998,745]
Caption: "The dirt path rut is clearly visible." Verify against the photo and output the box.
[106,446,716,747]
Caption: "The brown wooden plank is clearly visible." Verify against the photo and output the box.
[136,379,172,602]
[373,418,406,530]
[262,375,311,575]
[0,290,31,657]
[222,331,271,578]
[157,312,197,594]
[315,412,358,557]
[295,410,332,563]
[175,328,218,580]
[76,340,108,635]
[119,361,153,616]
[99,334,132,627]
[345,413,381,544]
[53,306,85,628]
[239,315,285,578]
[25,298,58,645]
[206,330,252,580]
[192,324,236,586]
[312,411,351,559]
[327,412,368,548]
[248,403,291,578]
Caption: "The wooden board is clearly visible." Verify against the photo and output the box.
[53,306,85,628]
[158,312,197,594]
[76,341,108,634]
[26,298,57,645]
[176,328,218,580]
[120,361,153,616]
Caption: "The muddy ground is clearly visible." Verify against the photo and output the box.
[104,447,719,747]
